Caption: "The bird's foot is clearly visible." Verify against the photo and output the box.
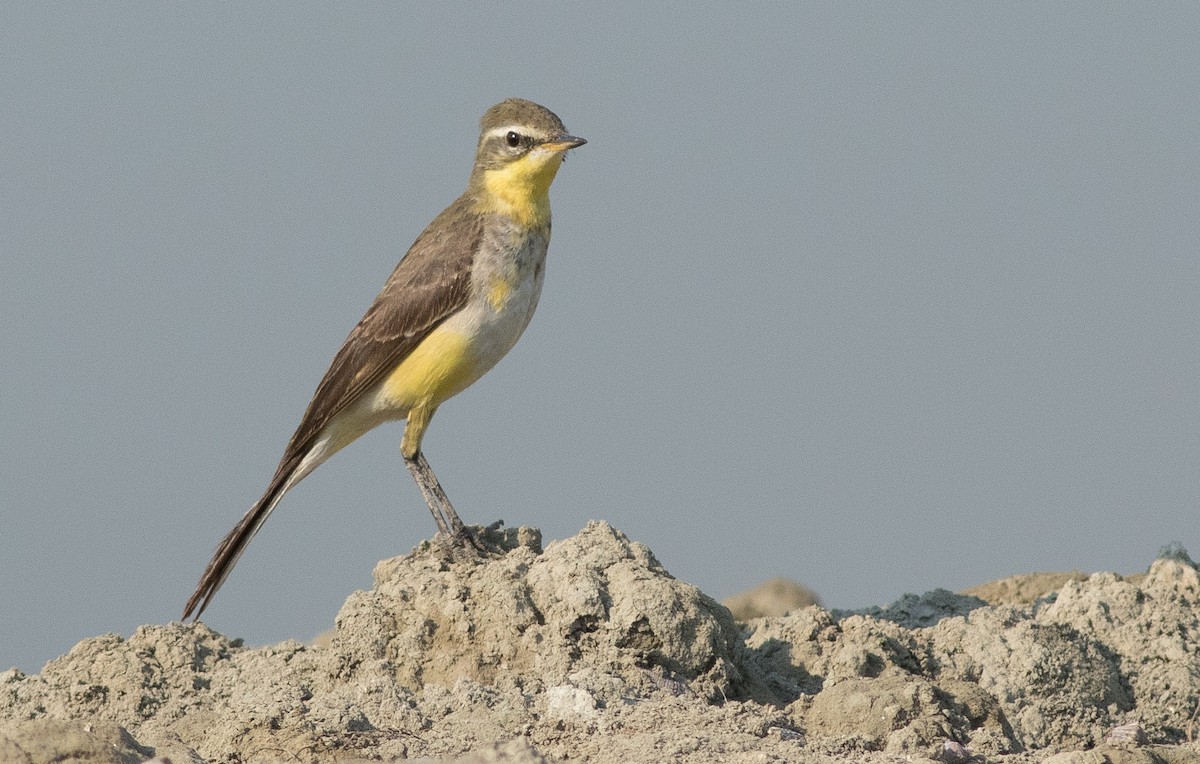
[449,519,507,557]
[441,520,506,556]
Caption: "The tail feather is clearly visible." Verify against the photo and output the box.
[183,454,303,621]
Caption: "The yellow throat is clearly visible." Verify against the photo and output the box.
[478,150,566,228]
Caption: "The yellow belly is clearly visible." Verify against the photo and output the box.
[379,324,480,411]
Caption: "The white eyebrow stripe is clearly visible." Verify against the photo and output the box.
[483,125,552,141]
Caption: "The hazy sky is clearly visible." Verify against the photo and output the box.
[3,4,1198,673]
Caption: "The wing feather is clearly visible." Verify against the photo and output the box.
[280,194,482,461]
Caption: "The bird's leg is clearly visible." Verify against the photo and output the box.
[402,405,459,539]
[402,406,496,553]
[404,450,468,540]
[404,451,499,555]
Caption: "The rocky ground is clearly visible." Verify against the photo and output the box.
[3,522,1200,763]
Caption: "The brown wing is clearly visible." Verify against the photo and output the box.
[281,194,482,459]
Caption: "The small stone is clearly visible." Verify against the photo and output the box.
[1105,722,1148,746]
[545,685,597,719]
[941,739,972,762]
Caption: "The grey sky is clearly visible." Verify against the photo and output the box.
[3,4,1197,674]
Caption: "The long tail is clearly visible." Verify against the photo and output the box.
[183,452,307,621]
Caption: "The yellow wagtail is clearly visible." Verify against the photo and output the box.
[184,98,585,620]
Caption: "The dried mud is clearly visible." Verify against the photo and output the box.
[3,521,1199,763]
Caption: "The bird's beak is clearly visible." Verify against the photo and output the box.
[541,134,587,152]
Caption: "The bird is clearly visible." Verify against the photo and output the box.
[183,98,585,620]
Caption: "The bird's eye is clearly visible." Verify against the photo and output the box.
[505,131,521,148]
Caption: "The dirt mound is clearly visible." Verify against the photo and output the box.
[334,522,745,702]
[3,522,1200,763]
[722,576,822,620]
[963,570,1090,606]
